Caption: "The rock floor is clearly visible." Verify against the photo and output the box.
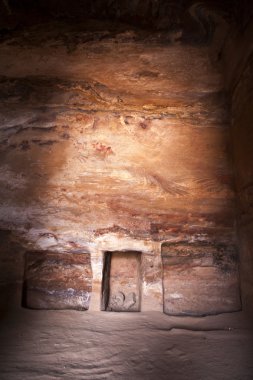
[0,310,252,380]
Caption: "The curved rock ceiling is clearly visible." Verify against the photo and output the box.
[0,0,248,33]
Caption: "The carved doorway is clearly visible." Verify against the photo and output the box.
[101,251,141,312]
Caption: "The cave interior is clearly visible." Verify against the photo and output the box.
[0,1,253,379]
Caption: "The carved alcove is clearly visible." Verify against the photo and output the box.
[23,251,92,310]
[161,242,241,316]
[101,251,142,312]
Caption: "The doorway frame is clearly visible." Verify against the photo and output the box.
[101,250,142,312]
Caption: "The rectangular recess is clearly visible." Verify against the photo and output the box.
[162,242,241,316]
[23,251,92,310]
[102,251,141,312]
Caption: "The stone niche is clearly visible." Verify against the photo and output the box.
[162,242,241,316]
[23,251,92,310]
[101,251,142,312]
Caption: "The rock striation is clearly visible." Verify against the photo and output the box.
[0,18,242,314]
[24,251,92,310]
[220,17,253,316]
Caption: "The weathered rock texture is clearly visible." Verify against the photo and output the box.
[219,16,253,316]
[162,242,241,316]
[24,251,92,309]
[102,251,141,312]
[0,4,245,314]
[1,310,253,380]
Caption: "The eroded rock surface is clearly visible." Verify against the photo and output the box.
[162,242,241,316]
[0,21,241,314]
[222,19,253,316]
[24,251,92,310]
[103,251,140,312]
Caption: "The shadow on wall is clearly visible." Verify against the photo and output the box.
[0,230,26,314]
[0,73,74,312]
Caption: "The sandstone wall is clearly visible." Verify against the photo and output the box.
[222,19,253,316]
[162,242,240,316]
[0,22,241,314]
[24,251,92,310]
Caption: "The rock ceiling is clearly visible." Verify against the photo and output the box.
[0,0,248,38]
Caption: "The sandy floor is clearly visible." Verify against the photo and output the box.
[0,310,252,380]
